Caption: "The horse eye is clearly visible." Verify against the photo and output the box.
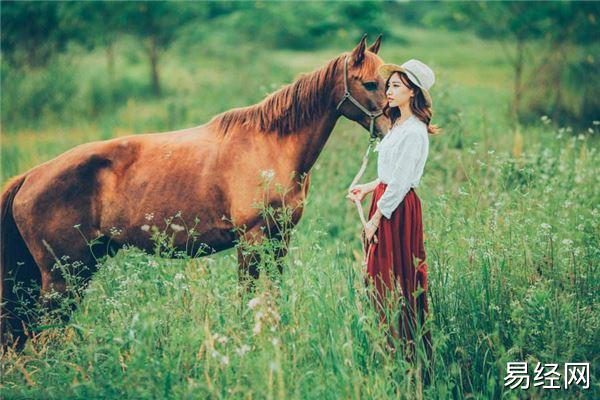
[363,81,378,91]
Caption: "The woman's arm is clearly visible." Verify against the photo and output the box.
[365,178,381,193]
[348,178,380,202]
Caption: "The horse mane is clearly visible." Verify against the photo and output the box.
[210,52,380,137]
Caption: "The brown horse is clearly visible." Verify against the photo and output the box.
[1,35,390,346]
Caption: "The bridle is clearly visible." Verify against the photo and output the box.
[335,56,384,142]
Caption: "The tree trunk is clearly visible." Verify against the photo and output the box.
[512,38,524,123]
[550,43,568,122]
[106,41,116,106]
[148,38,161,97]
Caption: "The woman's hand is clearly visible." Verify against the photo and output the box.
[346,183,370,202]
[364,220,379,244]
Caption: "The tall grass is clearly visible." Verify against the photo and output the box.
[1,25,598,399]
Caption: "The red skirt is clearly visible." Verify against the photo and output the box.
[365,182,432,360]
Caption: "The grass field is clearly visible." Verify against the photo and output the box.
[1,25,599,399]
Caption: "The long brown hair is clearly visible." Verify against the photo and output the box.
[383,71,441,135]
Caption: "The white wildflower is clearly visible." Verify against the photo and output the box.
[174,273,184,281]
[215,334,228,345]
[236,344,251,356]
[271,310,280,323]
[170,223,185,232]
[260,169,275,180]
[247,297,261,309]
[540,223,551,231]
[561,239,573,247]
[145,212,154,221]
[141,224,150,232]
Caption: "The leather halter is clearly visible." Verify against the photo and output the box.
[335,55,384,141]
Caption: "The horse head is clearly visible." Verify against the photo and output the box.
[335,34,391,139]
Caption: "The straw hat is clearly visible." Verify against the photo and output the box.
[378,59,435,107]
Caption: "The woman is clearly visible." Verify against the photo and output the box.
[347,59,440,362]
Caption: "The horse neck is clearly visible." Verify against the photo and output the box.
[285,107,341,176]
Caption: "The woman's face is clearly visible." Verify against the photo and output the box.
[386,72,414,108]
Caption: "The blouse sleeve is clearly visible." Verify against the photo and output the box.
[376,131,424,219]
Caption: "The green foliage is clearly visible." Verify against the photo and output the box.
[525,43,600,124]
[422,1,600,126]
[424,1,599,44]
[193,1,390,51]
[1,1,72,67]
[0,57,79,130]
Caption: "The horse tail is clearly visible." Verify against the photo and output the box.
[1,174,38,347]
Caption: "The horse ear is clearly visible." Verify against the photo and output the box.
[351,34,368,65]
[367,34,382,54]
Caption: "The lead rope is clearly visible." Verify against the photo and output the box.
[348,137,378,268]
[335,55,384,268]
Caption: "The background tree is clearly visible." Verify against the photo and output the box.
[122,1,197,97]
[424,0,599,125]
[1,1,74,68]
[58,2,128,104]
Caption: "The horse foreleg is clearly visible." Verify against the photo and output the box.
[236,225,265,296]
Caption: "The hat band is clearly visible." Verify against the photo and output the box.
[404,69,424,89]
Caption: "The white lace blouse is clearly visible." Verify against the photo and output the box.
[374,115,429,219]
